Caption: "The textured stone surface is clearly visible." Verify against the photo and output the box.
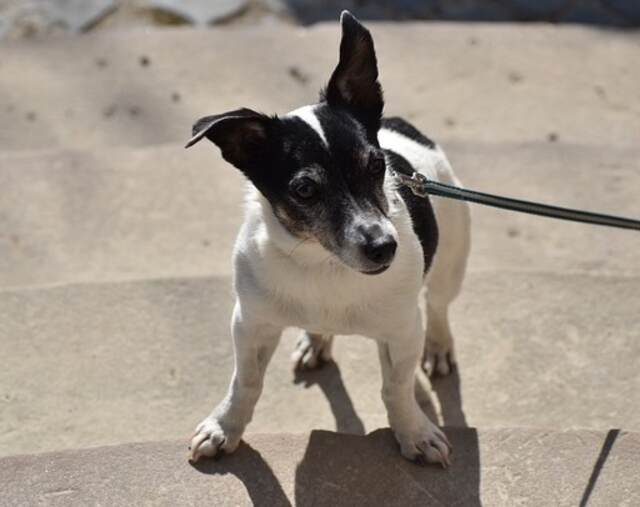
[0,145,246,288]
[2,429,639,506]
[0,24,638,152]
[1,272,639,457]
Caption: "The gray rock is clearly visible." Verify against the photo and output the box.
[149,0,249,26]
[34,0,116,32]
[0,2,59,40]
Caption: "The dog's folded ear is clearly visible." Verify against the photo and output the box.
[185,108,275,171]
[325,11,384,133]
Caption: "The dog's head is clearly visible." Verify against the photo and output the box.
[187,11,398,275]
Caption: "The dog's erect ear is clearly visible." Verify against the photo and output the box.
[185,108,276,171]
[325,11,383,131]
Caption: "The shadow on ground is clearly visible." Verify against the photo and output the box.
[299,360,480,502]
[293,362,366,435]
[293,361,481,505]
[192,443,291,507]
[294,428,482,506]
[193,362,481,505]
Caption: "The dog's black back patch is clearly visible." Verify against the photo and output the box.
[384,149,439,274]
[381,117,436,149]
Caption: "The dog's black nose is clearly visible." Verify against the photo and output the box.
[362,235,397,265]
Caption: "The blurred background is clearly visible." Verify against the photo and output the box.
[2,0,640,36]
[0,1,639,504]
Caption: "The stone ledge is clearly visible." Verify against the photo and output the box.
[2,272,640,458]
[2,428,639,506]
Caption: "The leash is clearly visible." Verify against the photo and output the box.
[391,170,640,231]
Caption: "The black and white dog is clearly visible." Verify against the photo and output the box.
[187,11,470,467]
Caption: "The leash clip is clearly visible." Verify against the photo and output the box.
[391,170,430,198]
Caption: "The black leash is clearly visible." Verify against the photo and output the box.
[391,170,640,232]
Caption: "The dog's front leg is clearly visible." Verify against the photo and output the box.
[377,313,452,467]
[189,301,282,462]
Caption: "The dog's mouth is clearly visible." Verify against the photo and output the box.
[360,265,390,275]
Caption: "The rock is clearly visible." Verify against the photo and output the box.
[149,0,249,26]
[34,0,117,32]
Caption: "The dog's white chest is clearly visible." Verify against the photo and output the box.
[236,226,424,338]
[265,270,383,335]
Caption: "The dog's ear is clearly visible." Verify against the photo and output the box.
[325,11,383,131]
[185,108,277,171]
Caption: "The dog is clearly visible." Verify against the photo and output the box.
[186,10,470,467]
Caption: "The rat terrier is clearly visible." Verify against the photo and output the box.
[186,11,470,467]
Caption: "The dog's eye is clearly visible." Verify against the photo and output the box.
[291,178,317,200]
[369,155,386,176]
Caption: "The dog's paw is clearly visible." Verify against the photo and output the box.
[396,420,452,468]
[291,333,333,370]
[188,415,242,463]
[423,339,456,377]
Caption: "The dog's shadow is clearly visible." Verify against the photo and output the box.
[293,363,482,505]
[191,442,291,507]
[294,426,482,506]
[191,362,481,506]
[293,361,366,435]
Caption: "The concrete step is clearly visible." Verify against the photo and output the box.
[0,23,638,152]
[1,141,639,289]
[1,272,638,458]
[2,429,639,506]
[0,144,246,288]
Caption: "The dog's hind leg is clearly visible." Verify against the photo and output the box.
[291,332,334,370]
[423,192,471,377]
[189,301,282,462]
